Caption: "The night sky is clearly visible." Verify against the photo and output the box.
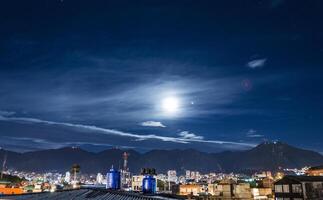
[0,0,322,153]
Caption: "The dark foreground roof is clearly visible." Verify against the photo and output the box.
[275,175,323,184]
[1,188,182,200]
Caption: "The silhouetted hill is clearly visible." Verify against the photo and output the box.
[0,142,322,174]
[216,142,323,172]
[0,173,24,183]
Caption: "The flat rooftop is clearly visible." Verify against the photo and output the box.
[1,188,182,200]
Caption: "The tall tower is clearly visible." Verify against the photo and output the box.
[123,152,129,171]
[0,153,7,180]
[121,152,131,189]
[71,164,80,183]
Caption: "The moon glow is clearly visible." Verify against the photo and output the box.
[162,97,180,114]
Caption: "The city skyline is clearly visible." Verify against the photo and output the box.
[1,0,323,154]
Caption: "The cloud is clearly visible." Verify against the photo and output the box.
[0,67,252,124]
[247,58,267,69]
[0,115,255,148]
[246,129,264,138]
[0,115,187,143]
[0,136,66,151]
[140,121,166,128]
[7,137,133,149]
[247,134,264,138]
[0,136,135,152]
[178,131,204,140]
[0,110,15,116]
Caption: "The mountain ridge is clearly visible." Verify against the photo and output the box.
[0,142,322,174]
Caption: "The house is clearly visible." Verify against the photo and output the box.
[207,180,253,199]
[274,175,323,200]
[179,184,203,196]
[131,175,144,191]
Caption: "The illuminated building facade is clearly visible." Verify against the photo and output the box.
[131,175,144,191]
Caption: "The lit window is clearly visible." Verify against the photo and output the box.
[275,185,283,193]
[292,184,302,194]
[283,184,290,193]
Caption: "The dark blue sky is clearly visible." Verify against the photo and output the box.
[0,0,322,153]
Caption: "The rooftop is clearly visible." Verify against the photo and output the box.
[1,188,182,200]
[275,175,323,184]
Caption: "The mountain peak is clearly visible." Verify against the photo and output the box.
[256,141,288,148]
[261,140,284,145]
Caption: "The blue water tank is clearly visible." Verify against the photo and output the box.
[142,175,156,194]
[106,167,121,190]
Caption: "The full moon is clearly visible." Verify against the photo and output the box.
[162,97,180,114]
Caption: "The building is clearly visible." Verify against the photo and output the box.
[121,152,132,189]
[274,175,323,200]
[233,183,252,199]
[33,183,42,193]
[254,171,273,179]
[0,187,23,195]
[131,175,144,191]
[251,187,273,199]
[121,170,131,189]
[208,180,253,199]
[179,184,202,196]
[178,176,186,184]
[168,170,178,183]
[261,177,274,188]
[64,171,71,183]
[0,183,23,195]
[190,171,201,182]
[96,173,103,184]
[306,166,323,176]
[186,171,191,179]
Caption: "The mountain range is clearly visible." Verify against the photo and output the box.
[1,142,322,174]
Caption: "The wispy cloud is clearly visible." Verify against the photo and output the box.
[1,136,135,151]
[246,129,264,138]
[140,121,166,128]
[0,110,15,116]
[178,131,204,140]
[0,115,255,148]
[0,136,66,151]
[0,69,250,124]
[247,58,267,69]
